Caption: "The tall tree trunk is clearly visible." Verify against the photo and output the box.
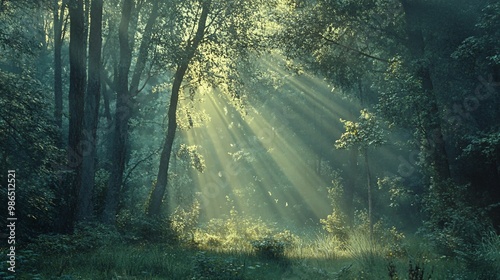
[102,0,133,224]
[400,0,451,180]
[147,1,210,217]
[129,0,159,95]
[77,0,103,222]
[343,147,356,226]
[100,0,159,224]
[53,0,66,140]
[364,147,373,240]
[60,0,86,233]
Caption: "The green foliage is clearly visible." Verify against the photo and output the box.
[191,251,244,280]
[177,144,206,173]
[251,237,286,261]
[251,230,297,264]
[320,174,350,242]
[29,244,193,279]
[349,211,406,257]
[421,180,491,257]
[0,69,64,238]
[171,199,201,242]
[27,222,121,256]
[377,57,426,131]
[346,230,385,269]
[377,176,412,208]
[335,109,386,150]
[461,130,500,163]
[320,210,349,243]
[466,230,500,280]
[452,2,500,67]
[195,209,275,252]
[116,211,177,244]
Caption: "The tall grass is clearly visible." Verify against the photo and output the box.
[346,230,385,269]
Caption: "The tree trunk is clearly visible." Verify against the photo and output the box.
[59,0,86,233]
[77,0,103,222]
[100,0,160,224]
[53,0,66,140]
[364,147,373,240]
[129,1,159,95]
[343,147,356,227]
[102,0,134,224]
[400,0,451,180]
[147,0,211,217]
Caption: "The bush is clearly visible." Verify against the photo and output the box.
[467,230,500,279]
[251,237,286,260]
[320,210,349,243]
[195,209,274,252]
[116,212,177,244]
[28,222,121,255]
[421,180,491,257]
[191,251,244,280]
[171,199,200,243]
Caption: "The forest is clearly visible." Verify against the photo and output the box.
[0,0,499,279]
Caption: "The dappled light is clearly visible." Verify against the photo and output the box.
[1,0,499,279]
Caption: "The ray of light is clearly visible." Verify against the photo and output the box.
[176,54,403,230]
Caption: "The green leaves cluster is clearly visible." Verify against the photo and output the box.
[335,109,386,150]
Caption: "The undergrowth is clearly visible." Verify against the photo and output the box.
[4,206,498,279]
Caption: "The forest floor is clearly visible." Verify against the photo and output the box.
[4,228,499,280]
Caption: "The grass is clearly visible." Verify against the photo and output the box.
[5,227,499,279]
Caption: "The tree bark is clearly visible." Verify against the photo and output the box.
[102,0,134,224]
[343,147,356,226]
[59,0,86,233]
[364,148,373,240]
[147,0,211,217]
[101,0,161,224]
[400,0,451,180]
[77,0,103,222]
[129,1,159,95]
[53,0,66,140]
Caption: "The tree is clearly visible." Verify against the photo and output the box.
[101,0,133,224]
[101,0,161,224]
[59,0,86,233]
[399,0,451,181]
[0,2,64,238]
[77,0,103,221]
[147,0,211,217]
[335,109,385,239]
[52,0,68,137]
[146,0,273,217]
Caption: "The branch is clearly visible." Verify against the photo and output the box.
[320,34,389,63]
[122,148,161,186]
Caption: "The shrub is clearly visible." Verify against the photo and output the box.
[28,222,121,255]
[116,211,177,244]
[320,210,348,243]
[251,237,286,260]
[467,230,500,279]
[191,251,244,280]
[171,199,200,243]
[421,180,491,257]
[195,209,274,252]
